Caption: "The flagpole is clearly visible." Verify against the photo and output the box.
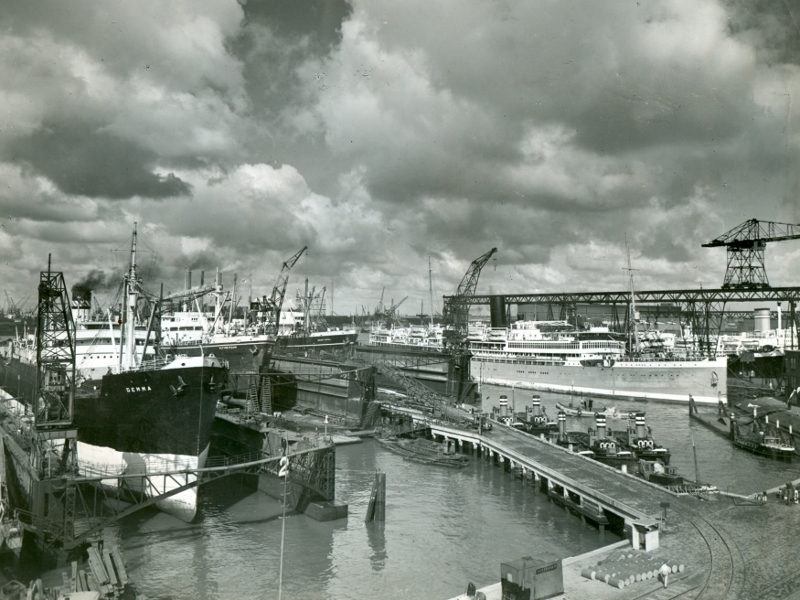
[278,444,289,600]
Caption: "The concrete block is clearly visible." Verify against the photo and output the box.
[306,500,349,522]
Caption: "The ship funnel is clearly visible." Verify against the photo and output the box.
[499,395,508,418]
[635,413,647,439]
[490,296,507,328]
[595,414,607,439]
[558,411,566,439]
[70,287,91,323]
[754,307,770,332]
[531,395,543,416]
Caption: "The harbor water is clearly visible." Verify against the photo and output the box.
[111,432,618,599]
[103,386,797,599]
[479,385,800,495]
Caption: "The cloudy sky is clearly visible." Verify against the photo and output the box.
[2,0,800,317]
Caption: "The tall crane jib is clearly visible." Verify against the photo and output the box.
[703,219,800,289]
[442,247,497,351]
[255,246,307,334]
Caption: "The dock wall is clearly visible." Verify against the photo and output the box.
[270,357,373,427]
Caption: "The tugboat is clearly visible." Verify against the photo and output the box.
[493,395,516,426]
[550,411,595,459]
[730,411,794,462]
[617,412,670,465]
[571,414,637,471]
[517,395,558,435]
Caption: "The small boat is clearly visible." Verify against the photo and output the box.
[637,460,715,495]
[510,395,558,435]
[375,436,469,468]
[731,420,794,461]
[617,412,670,464]
[555,401,618,419]
[570,414,638,471]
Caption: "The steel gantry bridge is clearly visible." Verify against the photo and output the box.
[444,287,800,357]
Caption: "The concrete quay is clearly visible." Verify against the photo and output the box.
[451,492,800,599]
[435,421,800,599]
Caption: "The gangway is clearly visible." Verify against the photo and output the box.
[352,355,480,428]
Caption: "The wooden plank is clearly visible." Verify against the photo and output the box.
[102,548,119,586]
[86,546,109,585]
[71,560,78,592]
[86,573,100,592]
[78,569,89,592]
[111,546,129,585]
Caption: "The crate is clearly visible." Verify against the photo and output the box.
[500,554,563,600]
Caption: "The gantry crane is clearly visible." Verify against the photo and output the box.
[442,247,497,351]
[703,219,800,289]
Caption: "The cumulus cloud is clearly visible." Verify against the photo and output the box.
[1,0,800,314]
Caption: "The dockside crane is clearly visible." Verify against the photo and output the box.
[702,218,800,289]
[382,296,408,325]
[254,246,308,334]
[374,287,386,318]
[442,247,497,352]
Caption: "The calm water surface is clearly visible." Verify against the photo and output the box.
[114,436,618,599]
[110,385,798,599]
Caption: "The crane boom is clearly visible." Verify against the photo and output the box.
[703,219,800,289]
[260,246,308,334]
[442,247,497,350]
[702,218,800,247]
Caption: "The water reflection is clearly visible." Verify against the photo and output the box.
[366,522,387,570]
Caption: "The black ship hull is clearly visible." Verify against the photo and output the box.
[1,354,229,521]
[76,364,226,456]
[732,438,794,462]
[276,330,359,352]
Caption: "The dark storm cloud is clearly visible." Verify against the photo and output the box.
[240,0,351,50]
[725,0,800,65]
[6,121,192,199]
[234,0,352,119]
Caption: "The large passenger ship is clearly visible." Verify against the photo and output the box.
[470,320,727,404]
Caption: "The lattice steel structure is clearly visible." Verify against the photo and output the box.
[442,247,497,352]
[702,219,800,289]
[444,288,800,358]
[35,263,75,427]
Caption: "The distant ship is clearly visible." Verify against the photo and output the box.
[161,274,357,368]
[470,320,727,404]
[0,225,229,522]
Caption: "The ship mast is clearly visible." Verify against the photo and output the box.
[624,237,639,355]
[428,256,434,329]
[121,223,139,370]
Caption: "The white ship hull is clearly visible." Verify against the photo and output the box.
[77,442,210,522]
[473,356,727,404]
